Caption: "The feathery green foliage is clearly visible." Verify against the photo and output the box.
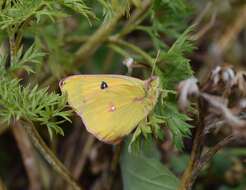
[0,0,94,32]
[0,41,70,137]
[160,102,192,149]
[9,44,45,74]
[159,27,195,89]
[123,1,194,149]
[0,76,70,136]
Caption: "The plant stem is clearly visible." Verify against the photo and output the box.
[178,100,235,190]
[108,144,122,190]
[108,37,153,65]
[23,121,82,190]
[72,135,95,179]
[12,121,42,190]
[118,0,152,37]
[0,177,7,190]
[41,7,127,85]
[178,99,206,190]
[196,135,235,172]
[215,4,246,54]
[74,9,125,64]
[108,37,163,76]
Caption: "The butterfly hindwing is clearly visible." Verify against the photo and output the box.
[60,75,159,144]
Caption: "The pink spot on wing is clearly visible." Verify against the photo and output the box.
[109,104,116,112]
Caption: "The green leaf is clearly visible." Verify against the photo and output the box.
[61,0,95,20]
[121,137,180,190]
[159,101,192,149]
[159,27,194,89]
[170,154,189,174]
[151,0,191,38]
[0,76,70,137]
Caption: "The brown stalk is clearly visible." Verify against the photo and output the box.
[118,0,152,37]
[216,4,246,54]
[178,99,206,190]
[191,11,217,41]
[0,178,7,190]
[72,135,95,179]
[178,99,236,190]
[22,121,82,190]
[63,126,83,169]
[195,135,235,175]
[12,121,41,190]
[107,144,122,190]
[74,8,126,64]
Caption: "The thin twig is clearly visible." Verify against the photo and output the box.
[107,144,123,190]
[178,97,235,190]
[12,121,41,190]
[74,8,126,64]
[118,0,152,37]
[39,2,153,87]
[108,37,153,65]
[22,121,82,190]
[41,6,128,86]
[178,99,206,190]
[191,11,216,41]
[194,135,235,175]
[214,4,246,54]
[108,37,163,76]
[63,125,82,169]
[191,2,212,27]
[0,178,7,190]
[72,135,95,179]
[8,34,15,66]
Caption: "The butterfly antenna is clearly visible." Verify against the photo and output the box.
[151,49,160,77]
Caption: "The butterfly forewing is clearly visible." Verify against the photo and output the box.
[60,75,159,144]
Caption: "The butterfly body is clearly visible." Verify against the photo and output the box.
[59,75,159,144]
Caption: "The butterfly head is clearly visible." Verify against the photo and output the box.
[144,76,159,90]
[143,76,160,105]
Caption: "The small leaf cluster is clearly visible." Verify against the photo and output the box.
[0,71,71,137]
[131,96,193,150]
[0,40,71,137]
[159,27,195,89]
[0,0,94,33]
[126,1,195,149]
[159,102,192,149]
[9,44,45,74]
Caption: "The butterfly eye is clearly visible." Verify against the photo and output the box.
[100,81,108,90]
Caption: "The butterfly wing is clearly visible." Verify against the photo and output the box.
[60,75,159,144]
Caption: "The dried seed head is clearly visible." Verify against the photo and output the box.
[212,65,235,86]
[123,57,134,68]
[233,71,246,95]
[177,77,199,112]
[211,66,222,85]
[203,65,236,95]
[122,57,134,74]
[201,93,246,127]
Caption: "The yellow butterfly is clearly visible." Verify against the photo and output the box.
[59,75,160,144]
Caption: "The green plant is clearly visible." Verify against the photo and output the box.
[1,1,243,190]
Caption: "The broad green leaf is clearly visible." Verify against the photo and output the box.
[121,137,180,190]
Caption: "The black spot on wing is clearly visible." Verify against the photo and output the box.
[100,81,108,90]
